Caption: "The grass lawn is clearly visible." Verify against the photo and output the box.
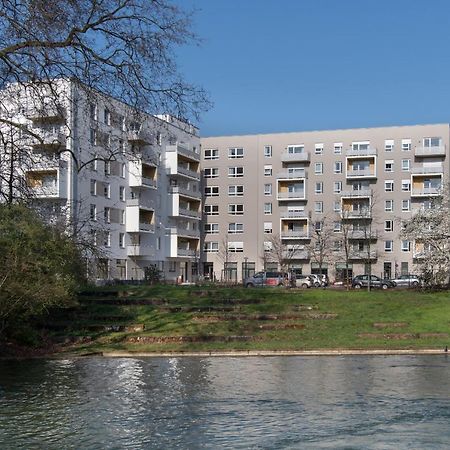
[46,285,450,355]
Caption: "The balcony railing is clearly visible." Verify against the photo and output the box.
[281,231,309,239]
[414,146,446,157]
[346,147,377,156]
[411,187,441,197]
[30,130,66,148]
[277,191,306,200]
[166,143,200,162]
[127,129,152,144]
[349,250,378,260]
[30,185,59,198]
[170,185,202,199]
[139,223,155,233]
[280,152,311,163]
[126,198,155,210]
[26,104,65,121]
[348,230,378,239]
[277,169,307,179]
[178,208,202,219]
[279,210,308,219]
[411,165,443,174]
[340,189,372,198]
[177,248,197,257]
[346,169,376,178]
[281,250,309,260]
[174,166,200,180]
[127,245,154,257]
[342,209,371,219]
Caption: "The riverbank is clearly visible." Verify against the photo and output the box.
[16,284,447,357]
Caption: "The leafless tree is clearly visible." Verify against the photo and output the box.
[307,217,334,278]
[263,233,305,273]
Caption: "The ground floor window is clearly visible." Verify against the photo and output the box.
[222,262,237,282]
[311,263,328,275]
[242,261,255,280]
[384,262,392,279]
[335,263,353,283]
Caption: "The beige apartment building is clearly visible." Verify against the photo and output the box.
[201,124,449,282]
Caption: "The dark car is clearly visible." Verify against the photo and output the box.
[352,275,395,290]
[244,271,285,288]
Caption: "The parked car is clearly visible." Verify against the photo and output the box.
[352,275,395,289]
[391,274,421,288]
[244,271,285,288]
[294,274,313,288]
[305,274,328,287]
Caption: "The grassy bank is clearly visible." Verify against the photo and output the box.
[42,285,450,355]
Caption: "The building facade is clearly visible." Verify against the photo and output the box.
[201,124,449,282]
[0,80,201,282]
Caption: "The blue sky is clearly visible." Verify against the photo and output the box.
[177,0,450,136]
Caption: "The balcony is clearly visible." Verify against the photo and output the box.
[26,104,65,122]
[127,245,155,257]
[178,207,202,219]
[177,248,197,257]
[340,190,372,198]
[349,250,378,260]
[279,210,308,219]
[277,191,306,201]
[26,169,66,199]
[30,129,66,149]
[346,169,376,179]
[281,230,309,239]
[127,129,152,145]
[411,187,441,197]
[411,165,443,174]
[341,209,372,219]
[415,146,446,157]
[170,185,202,200]
[346,147,377,156]
[282,250,309,260]
[348,230,378,239]
[277,169,307,179]
[167,227,200,239]
[280,151,311,163]
[126,198,155,210]
[166,143,200,162]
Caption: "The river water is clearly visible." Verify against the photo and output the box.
[0,355,449,449]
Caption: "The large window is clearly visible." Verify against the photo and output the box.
[228,167,244,177]
[204,168,219,178]
[204,223,219,234]
[228,241,244,252]
[228,185,244,196]
[287,145,304,154]
[228,147,244,158]
[204,242,219,253]
[204,148,219,160]
[205,186,219,197]
[228,223,244,234]
[228,204,244,215]
[204,205,219,215]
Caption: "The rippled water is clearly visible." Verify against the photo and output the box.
[0,355,449,449]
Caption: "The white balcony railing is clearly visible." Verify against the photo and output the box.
[411,187,441,196]
[277,191,306,200]
[166,143,200,162]
[281,231,309,239]
[279,210,308,219]
[349,250,378,260]
[280,152,311,162]
[340,189,372,198]
[411,165,443,174]
[277,169,307,179]
[346,169,376,178]
[414,146,446,157]
[346,147,377,156]
[127,245,155,257]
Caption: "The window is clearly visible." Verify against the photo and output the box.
[384,160,394,172]
[228,204,244,215]
[264,241,273,252]
[205,186,219,197]
[264,183,272,196]
[104,108,111,125]
[333,240,343,251]
[228,241,244,252]
[315,182,323,194]
[90,179,97,196]
[334,161,342,174]
[228,167,244,177]
[228,185,244,196]
[204,148,219,160]
[385,240,393,252]
[119,186,125,201]
[204,242,219,253]
[401,240,411,252]
[264,145,272,158]
[264,165,272,176]
[204,168,219,178]
[352,141,370,151]
[104,183,110,198]
[314,221,323,231]
[90,204,97,221]
[315,201,323,213]
[334,143,343,154]
[333,221,341,232]
[315,143,324,155]
[205,205,219,215]
[401,159,410,172]
[263,222,273,234]
[385,200,393,212]
[385,220,393,232]
[228,223,243,234]
[89,128,96,145]
[121,163,126,178]
[89,103,97,121]
[228,147,244,158]
[402,199,410,211]
[264,202,272,215]
[104,161,111,176]
[287,145,304,154]
[385,180,394,192]
[315,162,323,175]
[334,181,342,193]
[104,231,111,248]
[401,180,411,191]
[91,158,98,172]
[334,201,341,212]
[104,207,111,223]
[424,137,441,147]
[385,139,394,152]
[120,210,125,225]
[119,233,125,248]
[401,139,411,151]
[204,223,219,234]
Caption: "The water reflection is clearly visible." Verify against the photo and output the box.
[0,355,449,449]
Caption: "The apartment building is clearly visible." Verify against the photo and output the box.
[201,124,449,282]
[0,80,201,282]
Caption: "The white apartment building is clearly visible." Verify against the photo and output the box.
[0,80,201,282]
[201,124,450,282]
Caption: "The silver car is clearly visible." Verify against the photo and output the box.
[391,274,421,288]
